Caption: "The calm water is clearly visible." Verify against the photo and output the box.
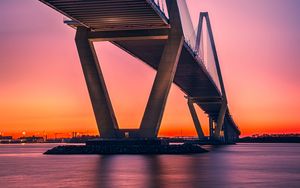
[0,143,299,188]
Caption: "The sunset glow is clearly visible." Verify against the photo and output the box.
[0,0,299,138]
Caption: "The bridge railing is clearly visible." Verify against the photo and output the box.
[152,0,221,93]
[153,0,167,14]
[176,2,222,93]
[151,0,196,54]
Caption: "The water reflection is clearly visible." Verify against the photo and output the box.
[92,147,238,188]
[90,144,300,188]
[0,144,299,187]
[94,155,162,188]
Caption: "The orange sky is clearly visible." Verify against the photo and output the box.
[0,0,299,138]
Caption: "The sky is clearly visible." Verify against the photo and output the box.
[0,0,299,138]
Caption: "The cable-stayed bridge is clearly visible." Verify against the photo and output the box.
[39,0,240,144]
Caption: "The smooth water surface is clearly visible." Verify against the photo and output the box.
[0,143,299,188]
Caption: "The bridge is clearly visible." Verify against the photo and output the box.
[39,0,240,144]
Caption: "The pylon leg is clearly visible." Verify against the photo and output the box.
[187,98,205,139]
[139,0,184,138]
[75,27,119,138]
[214,100,227,139]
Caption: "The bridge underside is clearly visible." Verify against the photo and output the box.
[39,0,240,143]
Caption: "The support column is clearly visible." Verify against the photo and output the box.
[139,0,184,138]
[75,27,118,138]
[187,98,205,139]
[214,100,227,139]
[209,116,214,140]
[195,13,205,53]
[223,121,229,143]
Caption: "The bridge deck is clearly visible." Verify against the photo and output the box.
[40,0,240,134]
[40,0,169,31]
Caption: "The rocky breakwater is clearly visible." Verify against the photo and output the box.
[44,139,208,155]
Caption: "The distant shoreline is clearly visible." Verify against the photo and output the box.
[1,141,300,144]
[238,136,300,143]
[1,135,300,144]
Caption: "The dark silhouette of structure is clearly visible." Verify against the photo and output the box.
[39,0,240,144]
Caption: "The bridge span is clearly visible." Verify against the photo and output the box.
[39,0,240,143]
